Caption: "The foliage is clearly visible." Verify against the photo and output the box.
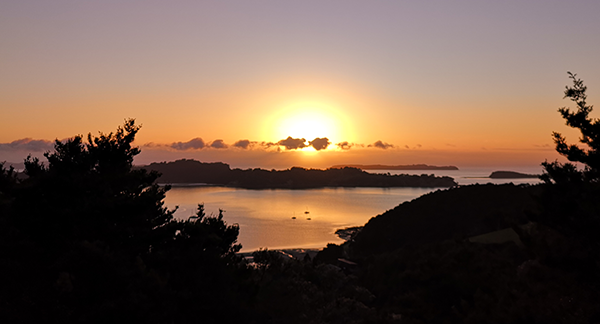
[542,72,600,184]
[0,162,17,212]
[355,238,599,324]
[350,184,537,257]
[0,120,251,323]
[250,249,377,324]
[537,73,600,254]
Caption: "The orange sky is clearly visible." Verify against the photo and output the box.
[1,1,599,169]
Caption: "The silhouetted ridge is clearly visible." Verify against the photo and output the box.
[144,159,232,184]
[331,163,459,170]
[489,171,539,179]
[141,159,457,188]
[350,184,539,256]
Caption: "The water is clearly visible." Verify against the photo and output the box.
[380,166,543,186]
[164,167,543,252]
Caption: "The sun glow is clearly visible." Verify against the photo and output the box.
[265,103,349,151]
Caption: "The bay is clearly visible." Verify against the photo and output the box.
[381,166,543,186]
[164,167,543,252]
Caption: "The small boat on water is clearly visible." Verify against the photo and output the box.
[291,216,296,219]
[306,217,311,220]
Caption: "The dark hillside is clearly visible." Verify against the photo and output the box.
[144,159,232,184]
[351,184,540,256]
[489,171,539,178]
[316,182,600,323]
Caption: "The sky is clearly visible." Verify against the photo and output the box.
[1,0,600,169]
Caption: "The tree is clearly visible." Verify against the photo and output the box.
[535,73,600,284]
[541,72,600,184]
[0,162,17,212]
[11,119,174,255]
[0,120,251,323]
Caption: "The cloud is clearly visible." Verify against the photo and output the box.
[0,138,54,152]
[309,137,330,151]
[144,136,399,153]
[169,138,205,150]
[209,139,228,149]
[233,139,252,149]
[336,141,353,150]
[403,144,423,150]
[369,140,394,149]
[277,136,307,150]
[260,141,279,149]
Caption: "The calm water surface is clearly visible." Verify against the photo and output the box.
[164,167,543,252]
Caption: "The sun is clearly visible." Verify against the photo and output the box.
[265,103,347,150]
[279,112,333,141]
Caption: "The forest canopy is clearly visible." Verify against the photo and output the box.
[0,120,250,323]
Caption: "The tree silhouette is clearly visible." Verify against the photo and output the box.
[0,119,252,323]
[535,73,600,286]
[541,72,600,184]
[13,119,173,256]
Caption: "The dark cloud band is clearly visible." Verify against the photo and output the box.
[277,137,307,150]
[309,137,330,151]
[169,138,205,150]
[0,138,54,152]
[140,136,396,152]
[369,140,394,149]
[233,139,252,149]
[209,139,228,149]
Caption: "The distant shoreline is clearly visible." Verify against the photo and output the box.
[489,171,540,179]
[331,164,459,171]
[142,159,458,189]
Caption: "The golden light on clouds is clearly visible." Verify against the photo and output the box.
[264,102,351,150]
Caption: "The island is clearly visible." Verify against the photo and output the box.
[330,163,459,170]
[489,171,540,179]
[140,159,457,189]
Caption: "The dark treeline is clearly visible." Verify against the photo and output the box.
[330,164,459,170]
[142,159,457,188]
[489,170,540,179]
[0,121,257,323]
[1,73,599,323]
[349,183,539,256]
